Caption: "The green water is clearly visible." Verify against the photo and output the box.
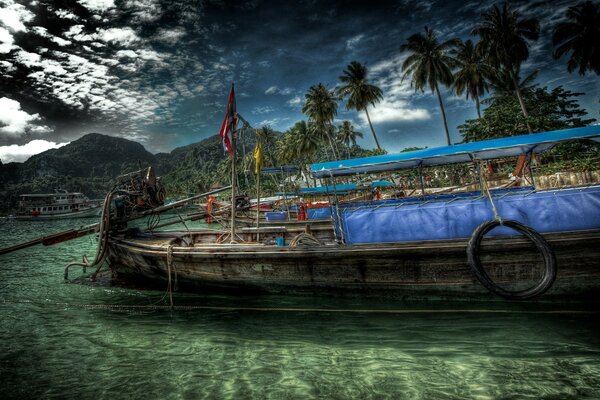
[1,218,599,399]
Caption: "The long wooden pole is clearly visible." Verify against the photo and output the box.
[256,168,260,242]
[230,91,237,243]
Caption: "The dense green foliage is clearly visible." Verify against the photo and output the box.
[458,86,595,142]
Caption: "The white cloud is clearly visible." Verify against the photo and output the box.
[31,26,72,47]
[286,95,302,108]
[252,106,275,115]
[0,140,69,163]
[154,27,186,44]
[361,99,429,124]
[346,34,364,49]
[264,86,293,95]
[0,26,14,53]
[364,53,431,124]
[257,117,290,128]
[77,0,115,12]
[55,9,79,21]
[0,1,34,32]
[0,97,52,137]
[97,27,139,45]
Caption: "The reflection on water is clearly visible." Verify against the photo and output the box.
[1,218,599,399]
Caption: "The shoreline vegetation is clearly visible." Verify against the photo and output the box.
[0,1,598,213]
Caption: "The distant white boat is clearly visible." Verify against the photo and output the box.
[16,190,101,220]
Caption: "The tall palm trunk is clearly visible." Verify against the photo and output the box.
[364,108,381,150]
[475,94,481,119]
[324,124,339,160]
[510,68,533,134]
[434,83,451,145]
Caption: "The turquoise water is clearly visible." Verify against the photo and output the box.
[1,218,599,399]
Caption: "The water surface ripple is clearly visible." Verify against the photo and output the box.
[0,218,599,399]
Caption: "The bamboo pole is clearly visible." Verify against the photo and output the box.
[256,168,261,242]
[230,101,237,244]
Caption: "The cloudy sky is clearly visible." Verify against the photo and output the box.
[0,0,598,163]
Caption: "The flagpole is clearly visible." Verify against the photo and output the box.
[230,84,237,243]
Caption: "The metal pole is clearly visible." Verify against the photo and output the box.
[526,153,536,188]
[419,162,425,197]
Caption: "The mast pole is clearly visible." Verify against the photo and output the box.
[230,84,237,243]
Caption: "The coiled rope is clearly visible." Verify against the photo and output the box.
[289,233,320,247]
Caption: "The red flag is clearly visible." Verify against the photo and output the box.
[218,85,237,156]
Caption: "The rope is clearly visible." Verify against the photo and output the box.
[64,189,116,281]
[478,161,503,224]
[166,244,176,309]
[289,233,320,247]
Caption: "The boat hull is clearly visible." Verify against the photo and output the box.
[106,229,600,300]
[15,206,101,220]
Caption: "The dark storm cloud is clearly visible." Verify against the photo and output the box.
[0,0,597,162]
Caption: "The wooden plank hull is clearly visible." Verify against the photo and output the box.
[106,229,600,300]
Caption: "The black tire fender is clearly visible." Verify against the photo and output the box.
[467,219,557,300]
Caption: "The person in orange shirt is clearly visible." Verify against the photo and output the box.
[206,195,216,224]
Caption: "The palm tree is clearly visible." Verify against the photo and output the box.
[484,67,538,104]
[293,120,320,162]
[472,2,539,133]
[337,61,384,150]
[337,121,363,158]
[291,120,320,186]
[552,1,600,76]
[400,26,457,145]
[302,83,339,159]
[256,126,277,167]
[451,39,490,119]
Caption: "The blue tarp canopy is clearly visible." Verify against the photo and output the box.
[310,125,600,178]
[298,181,393,195]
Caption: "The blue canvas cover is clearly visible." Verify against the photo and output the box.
[337,186,600,244]
[307,207,332,219]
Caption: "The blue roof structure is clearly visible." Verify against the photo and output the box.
[298,181,393,195]
[310,125,600,178]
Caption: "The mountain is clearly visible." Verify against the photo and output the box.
[0,132,234,212]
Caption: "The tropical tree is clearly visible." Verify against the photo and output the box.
[337,61,384,149]
[472,2,540,133]
[256,125,277,167]
[451,39,490,118]
[458,85,595,142]
[552,1,600,76]
[293,120,320,163]
[484,67,538,104]
[337,121,363,158]
[400,26,457,145]
[302,83,339,159]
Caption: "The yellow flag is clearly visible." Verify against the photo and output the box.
[253,142,264,175]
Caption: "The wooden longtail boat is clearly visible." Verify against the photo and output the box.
[105,126,600,300]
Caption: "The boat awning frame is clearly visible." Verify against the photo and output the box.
[310,125,600,178]
[297,181,393,195]
[261,165,299,174]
